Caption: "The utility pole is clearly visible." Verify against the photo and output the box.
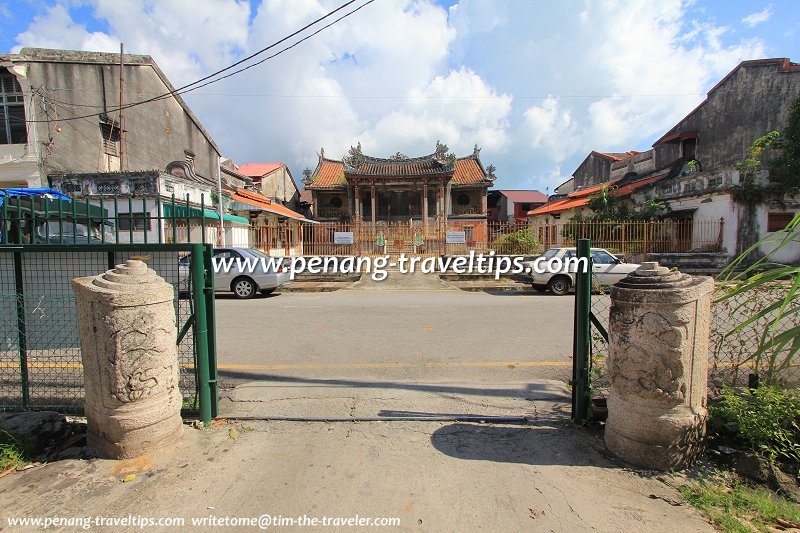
[118,43,125,171]
[217,156,225,246]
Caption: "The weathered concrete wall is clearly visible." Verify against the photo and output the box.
[9,49,221,186]
[260,166,299,207]
[610,150,655,181]
[573,153,612,189]
[655,61,800,171]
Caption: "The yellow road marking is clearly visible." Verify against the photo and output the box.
[341,289,462,292]
[0,360,572,370]
[2,361,794,371]
[215,361,573,370]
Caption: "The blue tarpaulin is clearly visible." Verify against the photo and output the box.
[0,187,72,207]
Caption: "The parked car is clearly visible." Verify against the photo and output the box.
[526,247,640,295]
[179,247,291,299]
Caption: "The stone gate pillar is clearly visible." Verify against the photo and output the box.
[605,262,713,470]
[73,260,182,458]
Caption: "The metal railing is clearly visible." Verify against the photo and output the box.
[0,191,219,246]
[297,219,724,257]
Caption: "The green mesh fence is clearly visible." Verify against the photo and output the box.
[0,246,199,414]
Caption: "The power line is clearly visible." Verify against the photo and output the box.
[38,87,708,99]
[174,0,376,95]
[20,0,371,124]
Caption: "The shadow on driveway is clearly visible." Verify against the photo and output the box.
[430,422,616,467]
[218,370,570,401]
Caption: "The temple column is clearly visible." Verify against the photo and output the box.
[446,181,453,218]
[354,183,361,220]
[422,181,428,227]
[436,183,442,222]
[370,184,377,226]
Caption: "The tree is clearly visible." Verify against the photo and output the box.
[583,186,669,221]
[730,94,800,256]
[767,94,800,198]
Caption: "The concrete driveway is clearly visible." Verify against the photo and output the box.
[214,286,576,418]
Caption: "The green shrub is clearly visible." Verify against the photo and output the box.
[492,229,539,255]
[0,430,35,471]
[711,386,800,464]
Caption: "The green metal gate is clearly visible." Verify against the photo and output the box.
[0,191,220,424]
[571,238,610,425]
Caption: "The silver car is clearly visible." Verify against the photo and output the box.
[527,247,640,295]
[179,247,292,299]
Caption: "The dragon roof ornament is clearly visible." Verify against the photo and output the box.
[343,142,365,171]
[486,164,497,181]
[301,168,313,186]
[432,140,456,166]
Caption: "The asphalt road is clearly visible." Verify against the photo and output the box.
[214,287,575,391]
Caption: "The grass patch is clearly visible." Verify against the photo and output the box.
[681,479,800,532]
[0,430,36,471]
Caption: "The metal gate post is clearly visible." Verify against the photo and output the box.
[13,251,29,407]
[571,238,592,425]
[203,243,218,418]
[190,243,212,426]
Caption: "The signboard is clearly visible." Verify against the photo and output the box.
[446,231,466,244]
[333,231,354,245]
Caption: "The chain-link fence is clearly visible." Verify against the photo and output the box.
[709,284,799,389]
[0,246,198,413]
[588,281,799,393]
[589,281,612,393]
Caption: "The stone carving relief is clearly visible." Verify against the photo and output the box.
[610,308,689,402]
[108,311,179,404]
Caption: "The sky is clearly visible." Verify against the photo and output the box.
[2,0,800,193]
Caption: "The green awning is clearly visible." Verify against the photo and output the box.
[163,204,249,225]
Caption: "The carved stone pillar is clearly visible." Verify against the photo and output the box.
[354,184,361,220]
[606,262,713,470]
[73,260,182,459]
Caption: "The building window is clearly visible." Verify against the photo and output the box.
[464,225,474,243]
[457,193,470,206]
[131,179,154,194]
[767,212,796,232]
[61,181,82,194]
[681,138,697,160]
[95,181,122,195]
[1,70,27,145]
[100,121,120,156]
[118,212,151,232]
[329,196,343,208]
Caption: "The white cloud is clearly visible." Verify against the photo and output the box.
[11,0,770,192]
[521,96,579,163]
[742,5,773,28]
[13,4,118,53]
[362,67,512,156]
